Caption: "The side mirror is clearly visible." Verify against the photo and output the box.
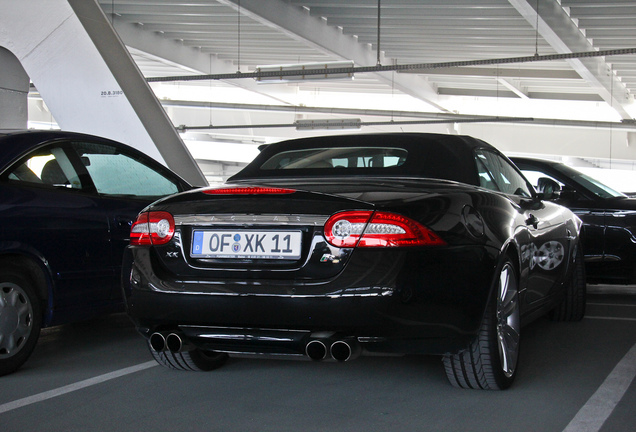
[536,177,561,201]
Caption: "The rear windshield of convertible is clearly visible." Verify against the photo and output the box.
[260,147,408,170]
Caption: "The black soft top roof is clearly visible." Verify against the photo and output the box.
[230,133,498,186]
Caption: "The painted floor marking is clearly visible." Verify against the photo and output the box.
[585,316,636,322]
[562,342,636,432]
[0,361,157,415]
[587,303,636,308]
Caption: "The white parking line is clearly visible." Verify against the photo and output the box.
[587,303,636,308]
[0,361,157,415]
[585,316,636,322]
[562,342,636,432]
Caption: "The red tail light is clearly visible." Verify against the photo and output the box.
[130,211,175,246]
[202,186,296,195]
[324,211,446,248]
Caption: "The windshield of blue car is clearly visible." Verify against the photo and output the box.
[549,163,626,199]
[571,171,626,199]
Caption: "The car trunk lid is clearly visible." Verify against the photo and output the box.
[147,185,374,280]
[140,180,454,281]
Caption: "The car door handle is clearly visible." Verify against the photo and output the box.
[525,214,539,228]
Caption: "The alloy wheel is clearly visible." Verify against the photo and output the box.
[496,263,520,378]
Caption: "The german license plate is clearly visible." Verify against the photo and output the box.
[191,230,302,259]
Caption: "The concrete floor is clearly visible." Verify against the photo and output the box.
[1,293,635,432]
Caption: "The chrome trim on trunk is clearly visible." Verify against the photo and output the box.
[175,214,328,226]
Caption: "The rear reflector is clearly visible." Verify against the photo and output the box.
[324,211,446,248]
[130,211,175,246]
[203,186,296,195]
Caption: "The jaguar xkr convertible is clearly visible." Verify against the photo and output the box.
[122,133,585,390]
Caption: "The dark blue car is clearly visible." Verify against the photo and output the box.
[0,130,191,376]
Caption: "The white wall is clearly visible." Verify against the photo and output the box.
[461,122,636,162]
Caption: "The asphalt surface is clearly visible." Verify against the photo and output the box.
[2,292,635,432]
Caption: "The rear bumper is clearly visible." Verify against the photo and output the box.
[122,244,498,356]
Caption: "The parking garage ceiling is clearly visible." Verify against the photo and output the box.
[94,0,636,123]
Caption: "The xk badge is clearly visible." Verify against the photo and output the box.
[320,254,340,264]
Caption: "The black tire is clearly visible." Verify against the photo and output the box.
[550,243,586,322]
[0,270,42,376]
[443,259,521,390]
[149,340,228,371]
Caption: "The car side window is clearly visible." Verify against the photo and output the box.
[475,150,532,197]
[71,142,180,198]
[3,145,85,190]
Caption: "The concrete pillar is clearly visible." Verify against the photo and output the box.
[0,0,207,186]
[0,47,29,129]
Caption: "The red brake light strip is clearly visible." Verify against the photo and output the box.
[203,186,296,195]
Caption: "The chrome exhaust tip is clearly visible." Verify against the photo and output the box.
[305,339,328,361]
[166,332,194,353]
[166,333,184,353]
[330,339,361,362]
[149,332,167,352]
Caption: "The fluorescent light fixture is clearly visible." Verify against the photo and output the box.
[255,61,354,83]
[295,118,361,130]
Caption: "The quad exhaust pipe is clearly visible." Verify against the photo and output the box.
[306,338,361,362]
[151,331,360,360]
[149,331,192,353]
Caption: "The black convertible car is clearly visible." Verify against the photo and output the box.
[122,133,585,390]
[512,157,636,286]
